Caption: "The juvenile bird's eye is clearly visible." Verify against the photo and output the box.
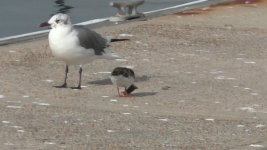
[55,19,60,23]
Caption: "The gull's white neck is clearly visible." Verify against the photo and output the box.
[48,23,77,59]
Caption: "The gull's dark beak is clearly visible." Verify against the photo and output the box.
[39,21,50,27]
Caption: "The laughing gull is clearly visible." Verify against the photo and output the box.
[110,67,138,96]
[40,13,129,89]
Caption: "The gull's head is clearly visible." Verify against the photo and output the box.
[40,13,71,28]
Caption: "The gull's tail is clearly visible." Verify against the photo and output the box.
[110,38,130,42]
[106,36,130,44]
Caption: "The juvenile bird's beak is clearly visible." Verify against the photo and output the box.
[39,21,50,27]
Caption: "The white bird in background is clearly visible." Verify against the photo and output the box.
[110,67,138,96]
[40,13,129,89]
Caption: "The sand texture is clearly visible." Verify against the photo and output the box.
[0,2,267,149]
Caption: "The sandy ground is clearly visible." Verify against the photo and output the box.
[0,2,267,150]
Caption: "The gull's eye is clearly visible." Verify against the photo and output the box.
[55,19,60,23]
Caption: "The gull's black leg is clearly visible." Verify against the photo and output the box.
[54,64,68,88]
[71,66,82,89]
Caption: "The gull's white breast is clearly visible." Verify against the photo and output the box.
[48,27,95,65]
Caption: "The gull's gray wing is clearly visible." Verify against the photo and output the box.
[74,25,107,55]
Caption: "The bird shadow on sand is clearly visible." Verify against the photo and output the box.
[88,75,150,85]
[88,78,112,85]
[131,92,157,97]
